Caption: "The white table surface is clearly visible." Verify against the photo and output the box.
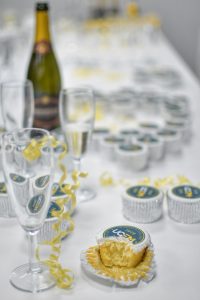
[0,31,200,300]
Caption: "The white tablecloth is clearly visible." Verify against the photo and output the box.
[0,32,200,300]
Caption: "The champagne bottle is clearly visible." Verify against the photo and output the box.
[27,2,61,130]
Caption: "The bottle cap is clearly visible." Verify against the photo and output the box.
[36,2,49,11]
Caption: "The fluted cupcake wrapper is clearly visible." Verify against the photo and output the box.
[80,243,156,287]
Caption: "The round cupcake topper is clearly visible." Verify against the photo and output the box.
[138,134,158,144]
[10,173,26,184]
[120,129,139,136]
[172,185,200,199]
[102,225,145,245]
[35,175,50,189]
[126,185,159,199]
[0,182,7,194]
[119,144,142,152]
[140,123,158,129]
[166,121,185,127]
[105,136,124,144]
[94,128,109,134]
[54,145,66,154]
[47,202,62,219]
[157,129,177,136]
[52,183,66,197]
[27,194,45,215]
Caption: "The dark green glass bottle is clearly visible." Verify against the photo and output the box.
[27,2,61,130]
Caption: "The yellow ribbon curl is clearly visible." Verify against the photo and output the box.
[99,171,192,190]
[23,135,87,289]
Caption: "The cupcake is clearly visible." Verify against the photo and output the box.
[92,128,110,151]
[157,128,181,153]
[119,129,140,144]
[137,133,164,161]
[81,225,155,287]
[165,119,191,142]
[116,143,148,170]
[162,95,190,121]
[97,225,150,268]
[122,185,164,223]
[139,122,160,134]
[100,135,125,161]
[167,185,200,223]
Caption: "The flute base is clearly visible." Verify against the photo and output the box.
[10,263,55,293]
[77,187,96,203]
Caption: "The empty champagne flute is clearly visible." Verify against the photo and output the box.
[0,80,34,131]
[59,87,96,202]
[2,128,55,293]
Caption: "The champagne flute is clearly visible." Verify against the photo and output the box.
[2,128,55,293]
[59,87,96,202]
[0,80,34,185]
[0,80,34,131]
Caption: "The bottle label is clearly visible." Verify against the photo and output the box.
[34,40,51,55]
[103,225,145,245]
[172,185,200,199]
[126,185,159,199]
[34,94,59,130]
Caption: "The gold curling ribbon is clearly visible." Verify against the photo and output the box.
[177,175,191,185]
[100,172,115,187]
[24,135,87,289]
[99,172,192,191]
[137,177,151,186]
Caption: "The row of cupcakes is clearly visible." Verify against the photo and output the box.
[93,117,191,150]
[95,88,191,120]
[122,184,200,224]
[92,125,189,170]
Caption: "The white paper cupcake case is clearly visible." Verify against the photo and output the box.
[167,191,200,224]
[37,212,71,243]
[122,197,163,223]
[157,129,182,153]
[100,136,125,161]
[80,243,156,287]
[137,136,164,161]
[92,130,110,152]
[116,143,148,171]
[0,193,15,217]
